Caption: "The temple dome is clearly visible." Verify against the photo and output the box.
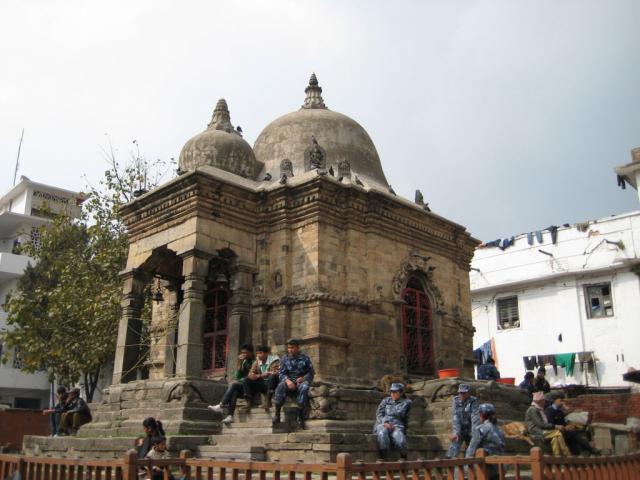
[179,99,263,179]
[253,74,389,188]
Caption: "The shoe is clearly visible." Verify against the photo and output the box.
[208,404,224,413]
[272,414,281,426]
[221,415,234,424]
[240,398,253,412]
[296,411,306,429]
[400,455,407,461]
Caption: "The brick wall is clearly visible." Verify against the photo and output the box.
[0,409,50,451]
[564,393,640,423]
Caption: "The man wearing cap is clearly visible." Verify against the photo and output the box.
[466,403,504,479]
[447,384,480,458]
[477,358,501,381]
[272,339,314,429]
[374,383,412,460]
[525,391,571,455]
[58,388,92,435]
[533,367,551,393]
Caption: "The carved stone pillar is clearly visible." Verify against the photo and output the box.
[175,250,209,378]
[112,271,146,384]
[225,262,255,380]
[163,285,181,377]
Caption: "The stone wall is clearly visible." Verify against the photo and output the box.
[565,393,640,423]
[0,409,50,451]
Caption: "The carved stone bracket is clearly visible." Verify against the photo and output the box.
[252,289,370,309]
[392,250,445,310]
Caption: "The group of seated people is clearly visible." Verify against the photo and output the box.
[208,339,314,429]
[42,386,92,436]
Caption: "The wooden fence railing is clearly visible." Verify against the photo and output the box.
[1,447,639,480]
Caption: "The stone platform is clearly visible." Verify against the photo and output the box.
[23,378,532,461]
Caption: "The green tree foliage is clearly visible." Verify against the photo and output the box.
[2,143,172,402]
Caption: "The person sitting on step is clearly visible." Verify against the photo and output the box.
[58,387,92,436]
[243,344,280,410]
[145,436,174,480]
[374,383,412,461]
[272,338,314,429]
[525,391,571,456]
[466,403,505,480]
[136,417,166,459]
[208,343,255,424]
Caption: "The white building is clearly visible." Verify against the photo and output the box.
[0,177,84,408]
[471,149,640,388]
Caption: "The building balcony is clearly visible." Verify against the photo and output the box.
[0,252,32,282]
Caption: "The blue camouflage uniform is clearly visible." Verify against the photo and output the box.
[447,395,480,457]
[466,419,505,479]
[373,396,412,456]
[273,353,315,408]
[477,364,500,381]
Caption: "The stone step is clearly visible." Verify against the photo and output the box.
[208,433,287,446]
[196,445,266,460]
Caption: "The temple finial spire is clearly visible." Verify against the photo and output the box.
[302,73,327,110]
[208,98,236,133]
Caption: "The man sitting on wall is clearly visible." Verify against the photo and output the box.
[42,385,67,436]
[272,338,314,429]
[545,394,600,455]
[477,358,501,381]
[208,343,255,424]
[519,371,535,397]
[58,388,92,436]
[533,367,551,393]
[373,383,412,461]
[525,391,571,456]
[243,345,280,409]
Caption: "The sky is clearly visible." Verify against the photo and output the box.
[1,0,639,241]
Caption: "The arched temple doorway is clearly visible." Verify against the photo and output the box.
[401,276,435,375]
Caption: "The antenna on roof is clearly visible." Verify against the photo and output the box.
[13,128,25,186]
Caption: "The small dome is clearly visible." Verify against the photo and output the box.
[179,99,263,178]
[253,74,388,188]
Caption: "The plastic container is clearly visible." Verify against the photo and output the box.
[497,377,516,385]
[438,368,460,378]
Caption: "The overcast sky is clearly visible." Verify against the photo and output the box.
[1,0,639,241]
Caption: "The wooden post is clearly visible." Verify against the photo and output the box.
[123,449,139,480]
[474,448,488,480]
[529,447,544,480]
[180,450,192,480]
[336,453,353,480]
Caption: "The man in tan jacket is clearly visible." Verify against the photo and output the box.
[243,345,280,409]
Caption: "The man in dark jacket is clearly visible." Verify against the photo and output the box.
[533,367,551,393]
[208,344,255,424]
[43,386,67,436]
[477,358,500,381]
[59,388,92,435]
[545,395,600,455]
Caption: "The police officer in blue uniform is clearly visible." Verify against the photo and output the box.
[374,383,412,461]
[466,403,505,480]
[272,338,314,429]
[447,383,480,458]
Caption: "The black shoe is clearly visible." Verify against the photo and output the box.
[400,455,407,461]
[296,410,306,429]
[376,449,386,462]
[272,414,281,426]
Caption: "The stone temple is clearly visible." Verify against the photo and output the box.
[27,74,529,462]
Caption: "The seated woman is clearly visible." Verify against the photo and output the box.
[137,417,166,459]
[525,392,571,456]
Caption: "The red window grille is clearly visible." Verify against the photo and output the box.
[203,287,230,374]
[401,281,434,374]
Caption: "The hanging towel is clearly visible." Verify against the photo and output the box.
[538,354,558,375]
[484,239,501,248]
[555,353,576,376]
[527,232,534,245]
[480,341,492,364]
[473,348,483,365]
[523,356,537,370]
[546,226,559,244]
[499,237,515,250]
[535,231,543,243]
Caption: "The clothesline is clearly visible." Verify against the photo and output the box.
[522,351,599,386]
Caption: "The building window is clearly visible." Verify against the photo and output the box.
[497,296,520,330]
[585,283,613,318]
[401,276,434,375]
[203,287,229,374]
